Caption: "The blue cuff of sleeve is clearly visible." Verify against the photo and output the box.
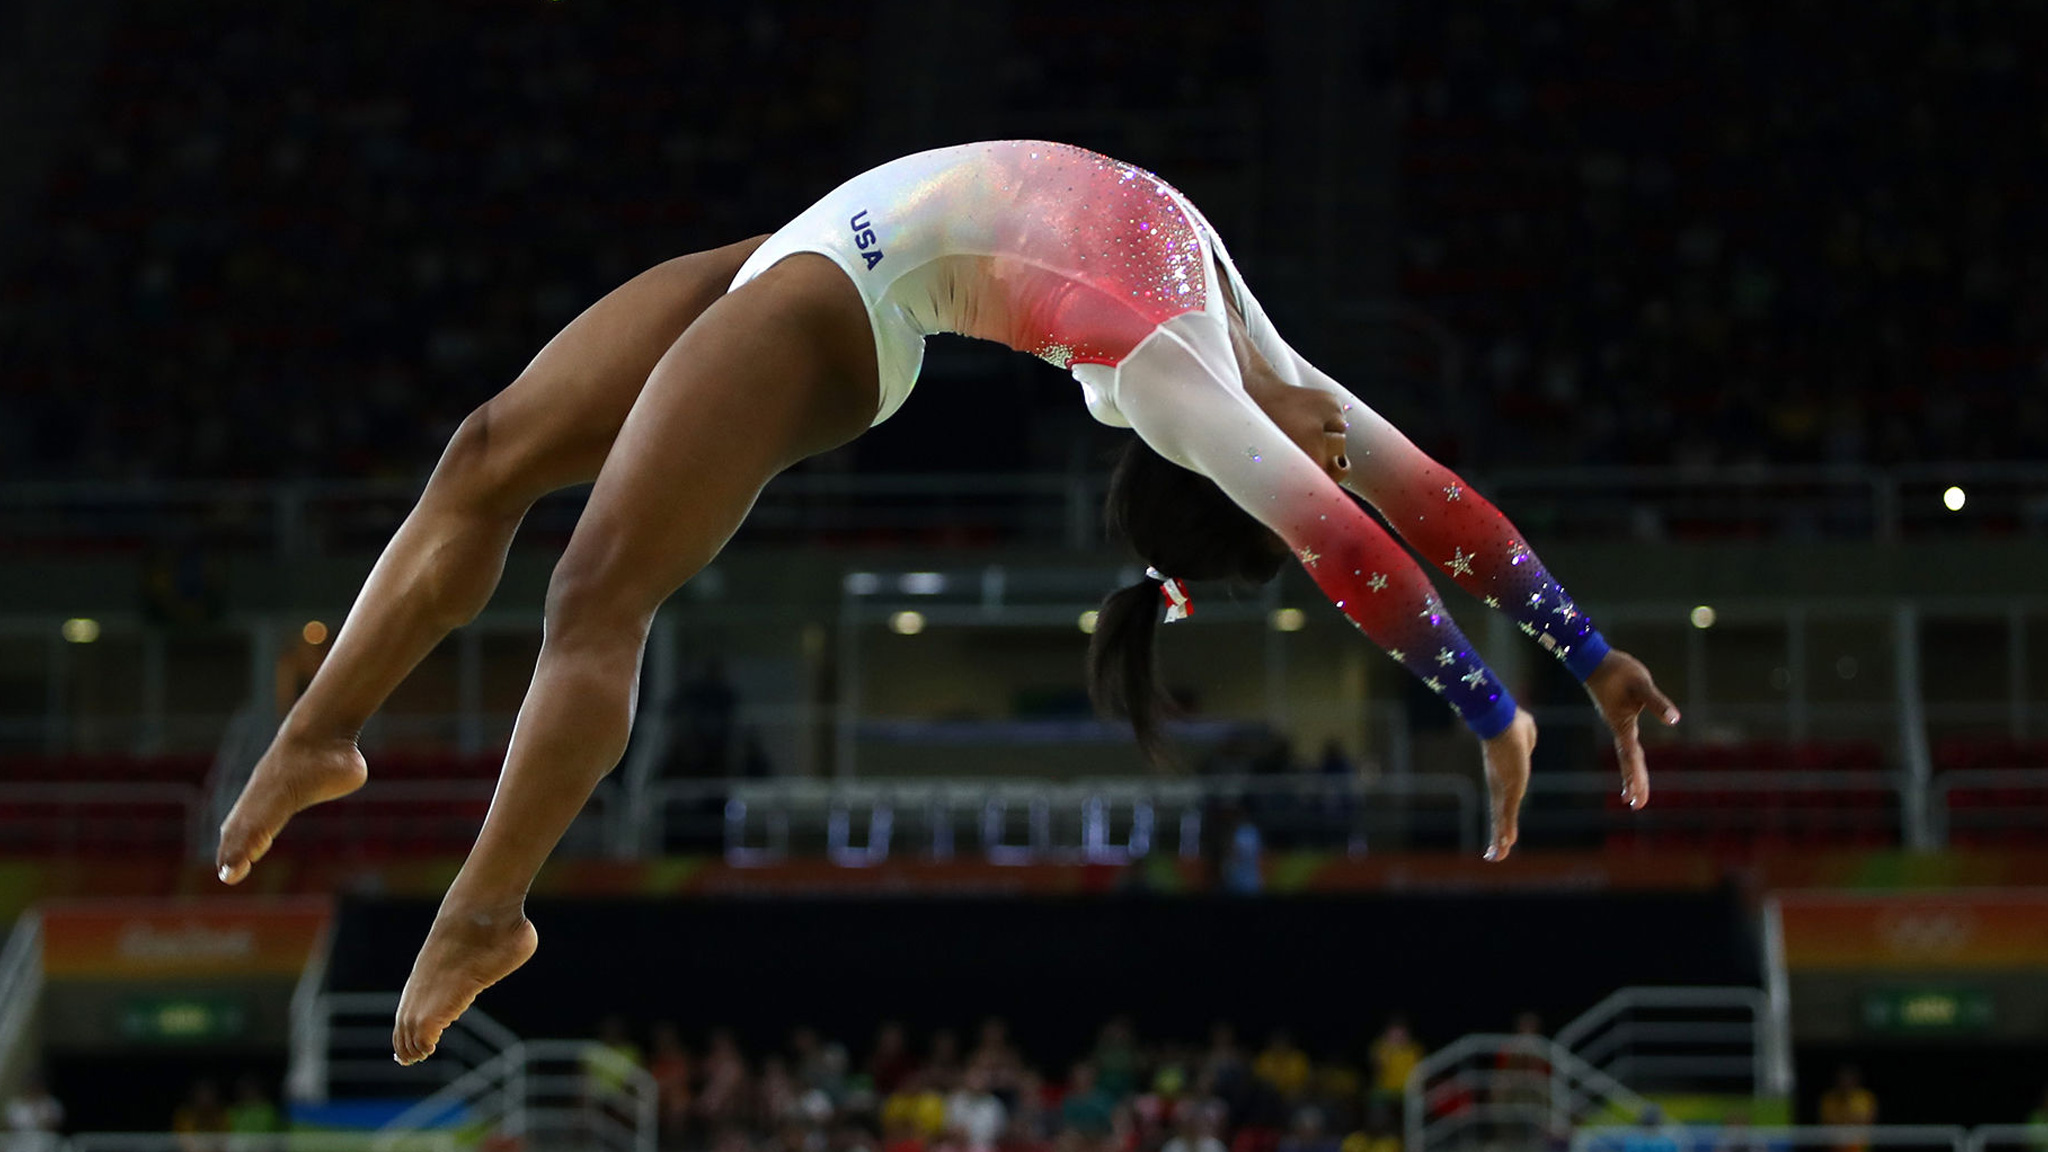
[1466,691,1520,740]
[1563,631,1612,681]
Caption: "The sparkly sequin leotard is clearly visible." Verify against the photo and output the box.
[733,141,1610,737]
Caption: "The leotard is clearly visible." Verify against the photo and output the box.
[733,141,1610,737]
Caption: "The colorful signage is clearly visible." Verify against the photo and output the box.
[40,899,330,980]
[1777,890,2048,972]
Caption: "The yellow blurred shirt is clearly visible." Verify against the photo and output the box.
[883,1090,949,1138]
[1371,1037,1422,1096]
[1254,1047,1311,1098]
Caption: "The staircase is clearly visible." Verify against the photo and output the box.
[1404,986,1788,1152]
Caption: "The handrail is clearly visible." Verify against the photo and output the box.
[373,1042,528,1148]
[0,911,45,1094]
[1404,1032,1651,1152]
[1931,768,2048,844]
[1552,985,1781,1098]
[1965,1124,2048,1152]
[1574,1126,1968,1152]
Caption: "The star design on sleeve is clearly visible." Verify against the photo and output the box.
[1386,648,1406,663]
[1445,547,1475,577]
[1434,647,1456,667]
[1507,539,1530,566]
[1553,600,1579,623]
[1483,595,1501,608]
[1442,483,1463,502]
[1296,547,1321,569]
[1367,572,1388,593]
[1460,665,1487,688]
[1519,621,1538,636]
[1424,675,1446,693]
[1418,596,1442,625]
[1528,590,1545,609]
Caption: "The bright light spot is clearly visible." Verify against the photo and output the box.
[1689,605,1717,629]
[888,610,926,636]
[302,620,329,645]
[1270,608,1307,633]
[844,572,882,596]
[1077,610,1099,635]
[899,572,947,595]
[1943,486,1967,512]
[61,618,100,644]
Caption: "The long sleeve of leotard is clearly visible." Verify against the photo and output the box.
[1111,312,1522,739]
[1224,297,1612,680]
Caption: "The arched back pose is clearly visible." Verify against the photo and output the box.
[214,142,1677,1064]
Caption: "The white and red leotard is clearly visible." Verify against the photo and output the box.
[732,141,1609,738]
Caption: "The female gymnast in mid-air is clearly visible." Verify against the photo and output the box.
[214,141,1678,1064]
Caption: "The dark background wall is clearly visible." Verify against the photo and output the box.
[330,889,1762,1063]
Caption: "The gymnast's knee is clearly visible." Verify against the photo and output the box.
[541,546,658,651]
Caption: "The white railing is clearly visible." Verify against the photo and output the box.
[307,993,520,1104]
[1404,1032,1651,1152]
[8,463,2048,555]
[375,1039,656,1152]
[1554,986,1787,1100]
[1575,1126,1968,1152]
[1931,768,2048,843]
[0,911,45,1094]
[1965,1124,2048,1152]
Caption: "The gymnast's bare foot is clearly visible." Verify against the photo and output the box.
[393,903,539,1065]
[216,729,369,884]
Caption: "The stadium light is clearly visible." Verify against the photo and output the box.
[1689,605,1717,629]
[1077,610,1099,634]
[1943,486,1967,512]
[889,610,926,636]
[61,618,100,644]
[302,620,329,645]
[1270,608,1306,632]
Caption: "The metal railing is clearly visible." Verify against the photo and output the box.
[1405,1032,1651,1152]
[375,1039,656,1152]
[1553,987,1788,1101]
[1575,1127,1969,1152]
[0,911,44,1098]
[48,1138,456,1152]
[1965,1125,2048,1152]
[1930,768,2048,844]
[7,462,2048,555]
[303,993,520,1105]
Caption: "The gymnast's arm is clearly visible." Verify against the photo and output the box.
[1268,339,1680,806]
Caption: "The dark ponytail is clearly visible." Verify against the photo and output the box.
[1087,438,1288,766]
[1087,578,1173,765]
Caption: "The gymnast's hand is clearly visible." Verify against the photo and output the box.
[1480,708,1537,862]
[1584,649,1680,811]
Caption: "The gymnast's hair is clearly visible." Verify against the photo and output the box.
[1087,438,1286,765]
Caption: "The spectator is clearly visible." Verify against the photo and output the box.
[793,1026,851,1104]
[948,1067,1010,1152]
[171,1079,229,1152]
[882,1070,949,1145]
[1092,1019,1140,1100]
[1368,1017,1422,1108]
[1341,1101,1400,1152]
[1277,1108,1341,1152]
[1253,1031,1311,1104]
[1818,1066,1877,1152]
[586,1015,646,1103]
[970,1017,1025,1098]
[1163,1110,1229,1152]
[5,1073,63,1143]
[1059,1063,1117,1142]
[1618,1105,1679,1152]
[928,1030,965,1093]
[870,1022,920,1097]
[648,1022,694,1145]
[698,1029,754,1130]
[225,1075,280,1135]
[1200,1024,1252,1115]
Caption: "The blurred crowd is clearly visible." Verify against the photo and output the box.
[3,0,2044,483]
[574,1014,1426,1152]
[1392,0,2048,469]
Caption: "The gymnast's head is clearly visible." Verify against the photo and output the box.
[1086,438,1288,765]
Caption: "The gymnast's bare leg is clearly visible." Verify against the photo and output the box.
[215,237,768,884]
[390,253,878,1064]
